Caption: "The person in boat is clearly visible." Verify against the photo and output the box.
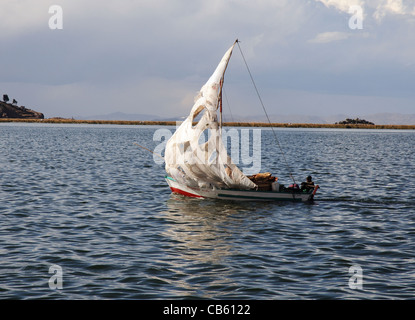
[301,175,314,191]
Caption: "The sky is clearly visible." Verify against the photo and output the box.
[1,0,415,120]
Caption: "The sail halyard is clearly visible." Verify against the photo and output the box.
[218,78,223,130]
[164,40,257,191]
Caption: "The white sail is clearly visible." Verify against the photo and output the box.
[164,42,257,190]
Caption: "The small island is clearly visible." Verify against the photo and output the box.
[335,118,374,125]
[1,94,44,119]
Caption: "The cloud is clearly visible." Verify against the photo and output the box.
[308,31,351,43]
[315,0,364,13]
[373,0,415,22]
[315,0,415,22]
[0,0,52,39]
[1,0,415,120]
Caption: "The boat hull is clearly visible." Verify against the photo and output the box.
[165,176,317,202]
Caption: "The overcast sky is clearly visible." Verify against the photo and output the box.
[1,0,415,119]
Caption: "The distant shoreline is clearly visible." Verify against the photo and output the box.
[1,118,414,130]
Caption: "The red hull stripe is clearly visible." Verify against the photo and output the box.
[170,187,204,198]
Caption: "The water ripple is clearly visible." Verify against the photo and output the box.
[0,124,414,299]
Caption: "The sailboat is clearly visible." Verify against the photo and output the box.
[164,40,319,202]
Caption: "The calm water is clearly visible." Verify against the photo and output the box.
[0,123,414,299]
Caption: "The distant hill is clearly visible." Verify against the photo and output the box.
[0,100,44,119]
[78,112,167,121]
[360,113,415,125]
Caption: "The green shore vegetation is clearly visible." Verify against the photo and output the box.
[1,118,414,130]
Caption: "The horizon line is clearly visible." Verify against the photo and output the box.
[1,118,415,130]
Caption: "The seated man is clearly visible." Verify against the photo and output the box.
[301,175,314,191]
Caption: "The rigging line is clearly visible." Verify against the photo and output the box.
[236,41,296,184]
[133,142,164,160]
[222,88,235,123]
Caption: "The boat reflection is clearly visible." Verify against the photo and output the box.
[162,194,259,263]
[157,193,268,298]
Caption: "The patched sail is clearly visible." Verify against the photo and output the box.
[164,41,257,190]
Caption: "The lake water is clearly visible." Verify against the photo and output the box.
[0,123,414,300]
